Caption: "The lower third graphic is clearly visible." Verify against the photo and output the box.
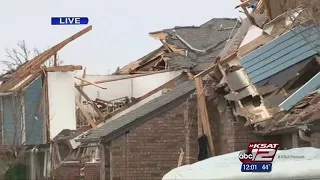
[238,142,280,172]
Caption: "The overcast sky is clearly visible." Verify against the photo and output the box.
[0,0,241,75]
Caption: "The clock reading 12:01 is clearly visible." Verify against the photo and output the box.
[241,162,272,172]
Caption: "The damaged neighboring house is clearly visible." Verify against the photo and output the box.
[3,1,320,180]
[207,0,320,153]
[70,2,320,180]
[0,26,91,179]
[50,2,320,180]
[67,17,280,180]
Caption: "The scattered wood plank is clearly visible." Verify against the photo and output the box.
[194,77,215,156]
[75,99,97,129]
[74,76,107,89]
[75,84,104,119]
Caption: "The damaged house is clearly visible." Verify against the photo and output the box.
[0,26,91,179]
[74,1,320,180]
[2,0,320,180]
[70,17,280,180]
[216,0,320,148]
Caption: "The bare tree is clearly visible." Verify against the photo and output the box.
[1,40,63,72]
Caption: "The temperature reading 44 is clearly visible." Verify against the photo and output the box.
[241,163,272,172]
[262,163,271,171]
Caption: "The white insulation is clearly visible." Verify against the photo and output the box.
[163,147,320,180]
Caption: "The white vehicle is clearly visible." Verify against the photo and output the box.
[163,147,320,180]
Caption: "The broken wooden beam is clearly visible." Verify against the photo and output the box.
[75,84,104,119]
[194,77,215,156]
[75,99,97,129]
[194,64,217,78]
[78,68,87,104]
[74,76,107,89]
[45,65,82,72]
[0,25,92,92]
[235,0,252,9]
[29,65,83,74]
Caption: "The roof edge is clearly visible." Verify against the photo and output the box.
[101,89,195,143]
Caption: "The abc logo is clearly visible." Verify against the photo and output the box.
[238,149,253,164]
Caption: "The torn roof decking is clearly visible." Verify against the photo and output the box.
[149,18,240,72]
[241,25,320,84]
[76,80,196,143]
[0,26,92,92]
[255,92,320,135]
[117,46,167,74]
[262,0,320,20]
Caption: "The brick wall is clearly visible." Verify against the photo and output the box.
[206,95,281,155]
[107,93,288,180]
[109,97,198,180]
[54,162,80,180]
[98,87,318,180]
[310,131,320,148]
[84,162,100,180]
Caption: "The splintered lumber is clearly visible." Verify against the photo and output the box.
[194,64,217,78]
[194,77,215,156]
[93,97,129,114]
[45,65,82,72]
[75,84,104,119]
[30,65,83,74]
[75,99,97,129]
[177,148,185,167]
[0,25,92,92]
[235,0,252,8]
[74,76,107,89]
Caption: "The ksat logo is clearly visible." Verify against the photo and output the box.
[238,142,280,164]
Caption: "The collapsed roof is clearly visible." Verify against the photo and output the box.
[149,18,240,72]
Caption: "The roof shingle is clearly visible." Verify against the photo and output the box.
[77,81,196,142]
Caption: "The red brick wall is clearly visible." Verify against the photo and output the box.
[311,131,320,148]
[206,96,281,155]
[54,162,80,180]
[109,97,198,180]
[84,162,100,180]
[107,95,286,180]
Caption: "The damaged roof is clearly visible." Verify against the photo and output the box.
[76,80,196,143]
[0,26,91,92]
[149,18,240,71]
[218,13,268,59]
[255,91,320,135]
